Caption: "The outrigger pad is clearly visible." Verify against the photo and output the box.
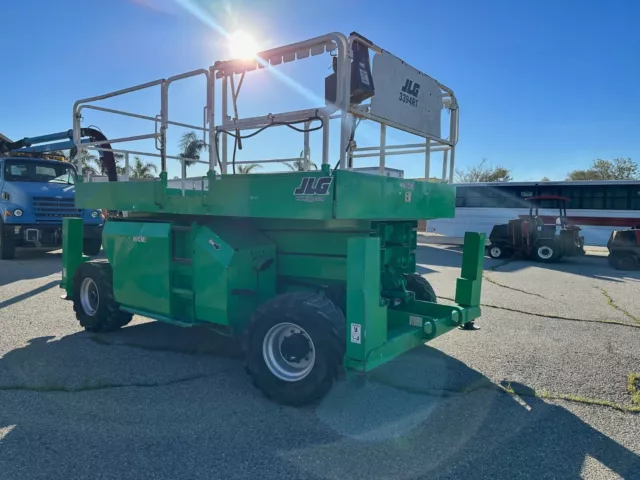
[459,321,480,331]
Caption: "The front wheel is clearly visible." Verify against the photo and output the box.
[487,244,506,259]
[533,241,557,263]
[72,260,132,332]
[608,252,639,271]
[83,238,102,256]
[245,291,345,406]
[0,219,15,260]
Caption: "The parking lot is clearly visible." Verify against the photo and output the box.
[0,245,639,480]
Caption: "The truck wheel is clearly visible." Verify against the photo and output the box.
[83,238,102,256]
[404,273,437,303]
[245,291,345,406]
[533,241,557,263]
[72,260,133,332]
[0,219,15,260]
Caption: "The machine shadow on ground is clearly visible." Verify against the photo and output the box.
[0,250,63,288]
[414,245,507,277]
[0,323,638,479]
[416,244,640,283]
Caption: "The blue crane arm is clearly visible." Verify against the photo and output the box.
[0,128,118,181]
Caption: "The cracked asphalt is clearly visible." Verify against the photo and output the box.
[1,247,639,480]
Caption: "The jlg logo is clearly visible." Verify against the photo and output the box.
[293,177,333,203]
[399,78,420,107]
[401,79,420,97]
[293,177,333,196]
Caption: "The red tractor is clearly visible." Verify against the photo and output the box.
[487,195,585,262]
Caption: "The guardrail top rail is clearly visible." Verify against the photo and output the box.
[71,31,458,183]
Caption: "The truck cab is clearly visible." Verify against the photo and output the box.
[0,155,103,259]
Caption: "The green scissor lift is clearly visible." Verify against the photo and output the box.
[61,31,485,405]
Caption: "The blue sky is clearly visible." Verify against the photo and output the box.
[2,0,640,181]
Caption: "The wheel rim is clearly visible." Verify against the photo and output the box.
[490,247,502,258]
[262,322,315,382]
[80,277,99,316]
[538,246,554,260]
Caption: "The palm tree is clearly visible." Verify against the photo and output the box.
[282,150,317,171]
[113,152,127,176]
[178,131,205,167]
[237,164,261,174]
[69,148,99,176]
[66,148,126,177]
[130,156,158,179]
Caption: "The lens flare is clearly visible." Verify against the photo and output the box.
[228,30,260,59]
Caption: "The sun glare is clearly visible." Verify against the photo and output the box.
[228,30,260,59]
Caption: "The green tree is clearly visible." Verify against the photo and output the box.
[113,152,127,176]
[540,176,551,182]
[69,149,99,176]
[237,164,261,174]
[455,158,512,182]
[130,156,158,179]
[282,150,318,171]
[566,158,638,181]
[178,131,205,167]
[67,148,128,176]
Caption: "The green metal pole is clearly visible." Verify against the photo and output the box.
[344,236,387,371]
[60,217,86,299]
[455,231,486,307]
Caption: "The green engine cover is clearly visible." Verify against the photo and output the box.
[192,221,276,330]
[101,218,276,331]
[102,221,172,315]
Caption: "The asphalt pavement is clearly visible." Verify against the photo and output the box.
[0,247,639,480]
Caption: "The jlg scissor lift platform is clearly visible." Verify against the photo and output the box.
[60,31,485,405]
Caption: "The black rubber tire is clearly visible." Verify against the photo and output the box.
[324,285,346,315]
[0,219,15,260]
[72,260,133,332]
[82,238,102,256]
[404,273,437,303]
[244,291,345,406]
[487,244,505,259]
[533,241,557,263]
[608,252,639,271]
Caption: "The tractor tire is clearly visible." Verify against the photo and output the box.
[244,291,345,406]
[487,244,506,259]
[0,219,15,260]
[82,238,102,256]
[72,260,133,333]
[323,285,346,315]
[608,252,639,271]
[404,273,437,303]
[533,241,557,263]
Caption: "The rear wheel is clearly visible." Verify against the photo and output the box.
[0,219,15,260]
[404,273,437,303]
[82,238,102,256]
[245,291,345,406]
[533,241,557,263]
[72,260,132,332]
